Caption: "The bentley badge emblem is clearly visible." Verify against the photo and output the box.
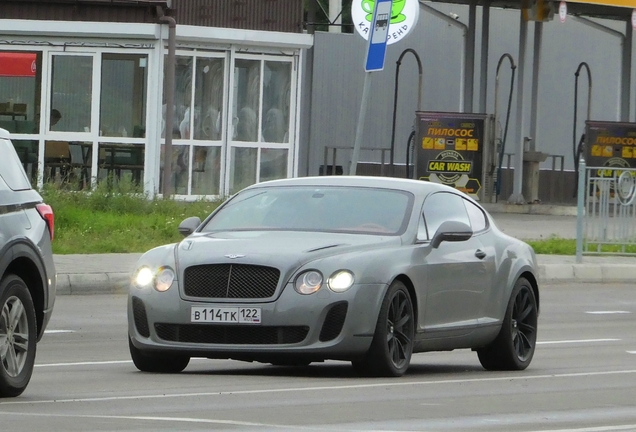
[225,254,246,259]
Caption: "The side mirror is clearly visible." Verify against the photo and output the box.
[178,216,201,237]
[431,221,473,249]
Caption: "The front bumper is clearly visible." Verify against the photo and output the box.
[128,281,387,362]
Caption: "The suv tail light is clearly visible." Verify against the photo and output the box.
[36,203,55,241]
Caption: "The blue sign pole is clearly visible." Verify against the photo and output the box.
[351,0,393,175]
[365,0,393,72]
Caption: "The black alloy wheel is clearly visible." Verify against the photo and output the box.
[511,283,538,363]
[477,277,538,371]
[352,280,414,377]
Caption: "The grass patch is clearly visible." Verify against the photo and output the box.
[526,238,576,255]
[41,180,221,254]
[526,236,636,255]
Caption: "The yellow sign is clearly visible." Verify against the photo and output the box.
[569,0,636,7]
[428,160,472,173]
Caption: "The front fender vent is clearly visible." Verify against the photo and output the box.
[132,297,150,338]
[319,301,348,342]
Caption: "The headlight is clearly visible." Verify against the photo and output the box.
[155,267,175,292]
[294,270,323,295]
[134,266,154,288]
[133,266,175,292]
[328,270,355,292]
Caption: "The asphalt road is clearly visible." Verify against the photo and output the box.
[2,283,636,431]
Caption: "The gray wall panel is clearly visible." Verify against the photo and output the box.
[307,3,630,176]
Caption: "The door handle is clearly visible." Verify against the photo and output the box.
[475,249,487,259]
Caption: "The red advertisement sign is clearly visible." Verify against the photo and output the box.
[0,52,37,77]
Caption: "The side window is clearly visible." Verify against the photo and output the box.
[422,192,470,239]
[463,199,488,233]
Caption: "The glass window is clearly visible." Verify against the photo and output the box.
[44,140,70,184]
[98,143,145,187]
[163,56,193,139]
[422,192,470,239]
[0,51,42,134]
[201,186,413,235]
[262,61,291,143]
[194,58,224,141]
[160,144,189,195]
[192,145,221,195]
[50,55,92,132]
[260,148,288,182]
[464,199,488,232]
[0,140,31,191]
[232,59,260,142]
[230,147,257,194]
[100,54,148,138]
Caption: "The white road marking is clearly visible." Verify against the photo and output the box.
[526,425,636,432]
[35,360,132,368]
[0,412,326,430]
[44,329,75,334]
[586,311,632,315]
[627,351,636,354]
[538,339,620,345]
[35,358,211,368]
[2,369,636,406]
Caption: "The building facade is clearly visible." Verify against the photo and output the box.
[0,0,311,198]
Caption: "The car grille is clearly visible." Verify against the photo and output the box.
[183,264,280,299]
[319,302,348,342]
[154,324,309,345]
[132,297,150,338]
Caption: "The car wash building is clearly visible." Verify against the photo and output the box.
[0,0,311,197]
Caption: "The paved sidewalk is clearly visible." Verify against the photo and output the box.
[53,206,636,295]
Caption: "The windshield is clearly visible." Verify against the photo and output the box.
[201,186,414,235]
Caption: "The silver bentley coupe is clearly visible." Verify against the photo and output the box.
[128,176,539,377]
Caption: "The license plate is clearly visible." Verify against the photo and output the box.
[190,306,261,324]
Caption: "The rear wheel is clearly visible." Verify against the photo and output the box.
[477,277,538,371]
[352,280,414,377]
[128,336,190,373]
[0,274,37,398]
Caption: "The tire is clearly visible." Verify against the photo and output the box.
[352,280,414,377]
[477,277,538,371]
[0,274,37,398]
[128,336,190,373]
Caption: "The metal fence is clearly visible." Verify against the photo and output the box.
[576,161,636,261]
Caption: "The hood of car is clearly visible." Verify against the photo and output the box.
[176,230,400,271]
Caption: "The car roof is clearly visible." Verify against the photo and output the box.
[0,128,10,140]
[247,176,464,197]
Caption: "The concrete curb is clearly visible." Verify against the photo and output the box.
[539,263,636,284]
[482,203,577,216]
[56,272,131,295]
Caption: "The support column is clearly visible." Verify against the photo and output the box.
[509,12,527,204]
[465,2,477,113]
[479,1,490,114]
[529,21,543,151]
[622,21,632,122]
[329,0,342,33]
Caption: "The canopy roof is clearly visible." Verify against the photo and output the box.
[430,0,635,20]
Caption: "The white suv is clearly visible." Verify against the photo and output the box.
[0,128,56,397]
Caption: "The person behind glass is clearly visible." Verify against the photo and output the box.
[50,109,62,130]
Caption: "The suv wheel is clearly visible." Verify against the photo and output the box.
[0,274,37,397]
